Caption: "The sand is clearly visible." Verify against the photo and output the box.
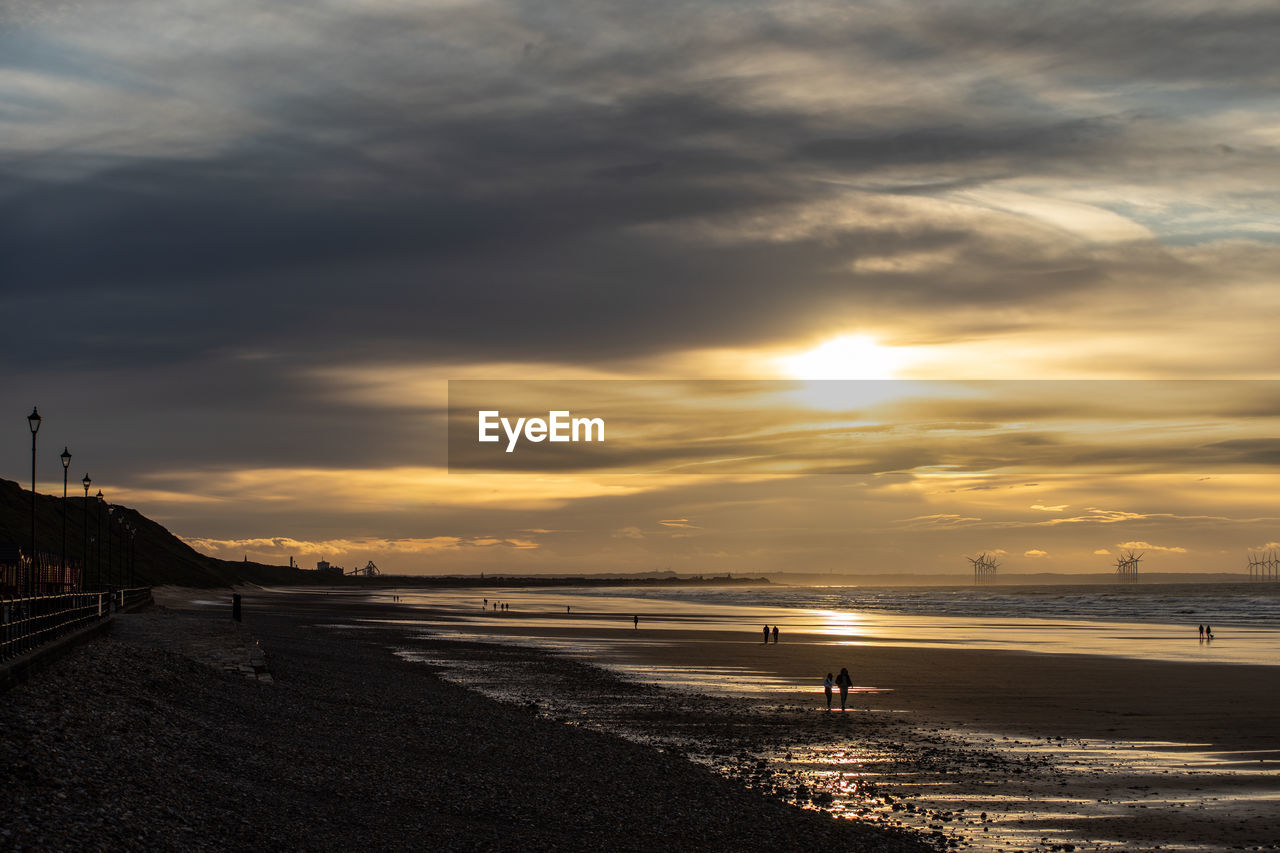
[1,597,929,852]
[287,587,1280,852]
[524,625,1280,753]
[138,587,1280,851]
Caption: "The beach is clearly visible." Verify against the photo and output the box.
[0,592,927,852]
[6,584,1277,852]
[299,584,1280,852]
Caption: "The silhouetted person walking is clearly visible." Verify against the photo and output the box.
[772,625,779,644]
[633,615,639,629]
[1198,623,1204,640]
[763,625,770,644]
[823,672,834,710]
[835,667,853,711]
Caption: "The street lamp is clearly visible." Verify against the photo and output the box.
[82,474,92,591]
[125,521,136,587]
[60,447,71,593]
[27,406,41,596]
[106,504,114,589]
[96,490,104,590]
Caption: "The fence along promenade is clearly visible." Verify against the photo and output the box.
[1,548,151,664]
[1,587,152,664]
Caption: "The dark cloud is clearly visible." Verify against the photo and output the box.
[10,1,1273,376]
[920,3,1280,88]
[4,0,1280,560]
[4,360,443,486]
[1201,438,1280,466]
[798,116,1125,170]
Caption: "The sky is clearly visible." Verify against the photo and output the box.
[4,0,1280,576]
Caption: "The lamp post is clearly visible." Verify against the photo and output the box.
[125,522,136,587]
[82,474,91,591]
[28,407,42,596]
[60,447,71,592]
[106,505,114,589]
[96,490,104,590]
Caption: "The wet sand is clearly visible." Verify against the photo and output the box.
[511,624,1280,754]
[339,583,1280,756]
[277,586,1280,852]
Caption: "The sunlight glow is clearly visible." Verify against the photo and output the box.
[811,609,867,637]
[779,335,905,380]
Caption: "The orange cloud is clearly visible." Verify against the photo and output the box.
[1115,540,1187,553]
[182,534,539,558]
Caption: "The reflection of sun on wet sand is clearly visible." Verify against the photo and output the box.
[596,627,1280,747]
[330,586,1280,852]
[419,620,1280,753]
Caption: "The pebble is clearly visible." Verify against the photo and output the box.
[1,605,930,852]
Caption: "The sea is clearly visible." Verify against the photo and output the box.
[373,581,1280,668]
[568,581,1280,626]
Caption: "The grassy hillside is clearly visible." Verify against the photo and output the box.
[0,478,307,588]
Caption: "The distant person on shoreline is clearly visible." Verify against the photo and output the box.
[835,667,853,711]
[772,625,779,644]
[763,625,770,644]
[1198,623,1204,640]
[633,615,639,629]
[1206,623,1214,640]
[823,672,834,710]
[567,606,571,614]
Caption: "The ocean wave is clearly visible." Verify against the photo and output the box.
[569,582,1280,628]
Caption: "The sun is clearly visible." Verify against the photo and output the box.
[778,334,905,380]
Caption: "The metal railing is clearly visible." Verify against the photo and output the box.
[0,587,152,663]
[1,592,107,662]
[117,586,152,612]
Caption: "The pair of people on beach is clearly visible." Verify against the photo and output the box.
[823,668,853,711]
[762,625,779,644]
[1198,623,1214,640]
